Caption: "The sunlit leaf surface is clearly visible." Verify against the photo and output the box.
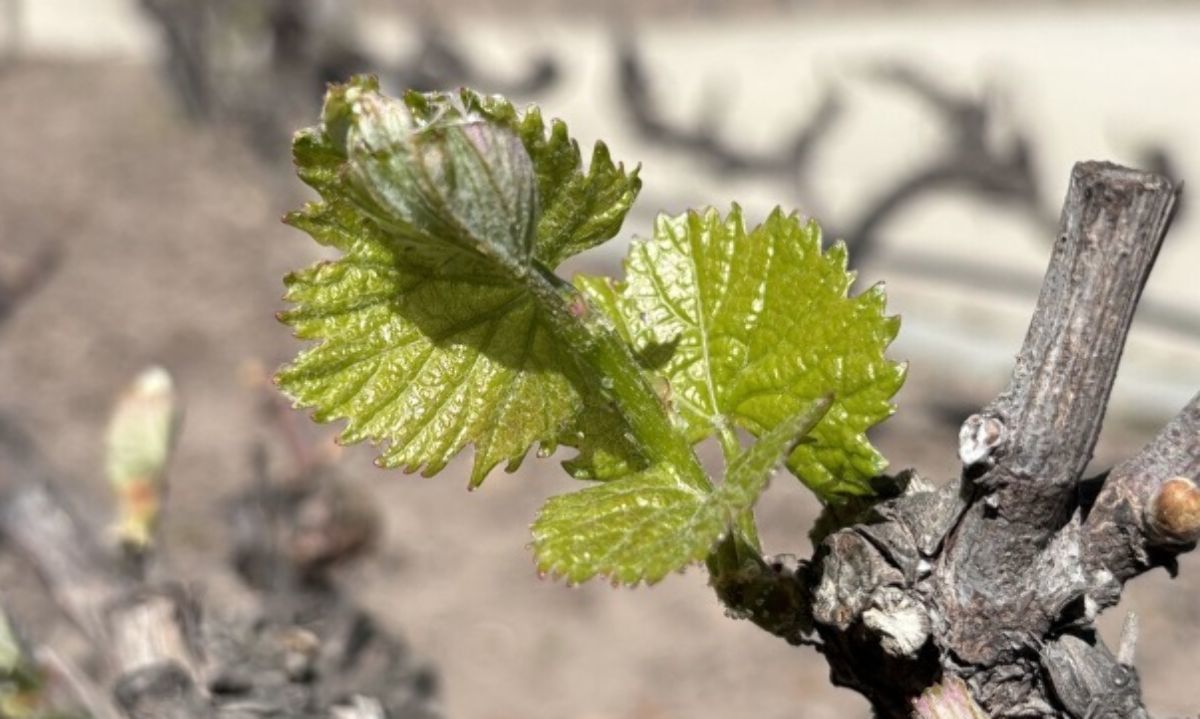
[278,77,641,487]
[580,207,905,500]
[533,399,830,584]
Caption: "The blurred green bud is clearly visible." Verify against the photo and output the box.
[0,609,43,718]
[105,366,183,550]
[0,610,23,679]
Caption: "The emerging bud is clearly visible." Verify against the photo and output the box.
[106,366,183,551]
[1146,476,1200,544]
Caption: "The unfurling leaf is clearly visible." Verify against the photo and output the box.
[531,465,713,585]
[456,91,642,268]
[532,398,830,584]
[277,77,643,487]
[579,207,905,501]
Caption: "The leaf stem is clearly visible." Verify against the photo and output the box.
[716,425,741,468]
[528,266,710,492]
[715,425,760,552]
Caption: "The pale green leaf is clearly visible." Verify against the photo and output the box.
[534,399,828,584]
[716,395,831,516]
[532,465,716,585]
[278,77,643,487]
[278,226,578,485]
[580,206,905,501]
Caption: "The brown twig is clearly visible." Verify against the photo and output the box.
[1084,392,1200,597]
[938,162,1178,664]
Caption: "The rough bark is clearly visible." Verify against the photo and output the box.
[727,161,1194,717]
[938,161,1177,667]
[1085,393,1200,592]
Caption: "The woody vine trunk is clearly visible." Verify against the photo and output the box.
[725,161,1197,717]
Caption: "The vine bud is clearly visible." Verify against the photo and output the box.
[1146,476,1200,544]
[106,366,182,551]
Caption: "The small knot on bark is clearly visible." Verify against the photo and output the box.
[957,413,1006,467]
[1146,476,1200,544]
[862,587,930,659]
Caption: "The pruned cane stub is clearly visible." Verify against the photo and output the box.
[722,162,1194,717]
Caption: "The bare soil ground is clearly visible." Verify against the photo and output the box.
[1,61,1197,718]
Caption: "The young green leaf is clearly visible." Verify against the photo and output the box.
[278,78,653,488]
[532,397,830,584]
[717,395,833,518]
[579,207,905,501]
[278,243,578,486]
[531,464,714,585]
